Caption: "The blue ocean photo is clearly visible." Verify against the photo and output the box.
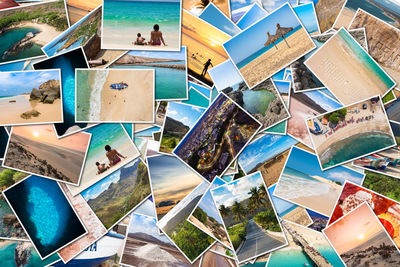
[3,176,87,259]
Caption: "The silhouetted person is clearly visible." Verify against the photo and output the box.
[201,59,213,77]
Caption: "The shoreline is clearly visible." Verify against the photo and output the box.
[5,22,61,46]
[117,63,185,70]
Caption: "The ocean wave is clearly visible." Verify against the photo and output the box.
[276,173,331,199]
[89,70,109,121]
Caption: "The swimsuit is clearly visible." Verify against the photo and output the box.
[153,41,161,45]
[113,157,121,165]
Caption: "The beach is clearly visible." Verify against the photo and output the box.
[99,70,154,122]
[0,95,62,125]
[239,28,315,88]
[15,22,61,46]
[334,7,355,29]
[67,0,101,24]
[305,30,394,105]
[281,207,312,227]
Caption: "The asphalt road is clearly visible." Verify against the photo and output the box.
[236,219,285,263]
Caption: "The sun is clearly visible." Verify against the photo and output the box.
[32,131,39,138]
[357,233,364,240]
[210,42,216,47]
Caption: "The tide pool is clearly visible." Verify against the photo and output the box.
[113,64,187,100]
[243,90,276,115]
[0,27,43,63]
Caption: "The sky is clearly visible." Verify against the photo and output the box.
[261,0,297,12]
[286,147,365,185]
[199,3,240,36]
[231,0,260,12]
[196,177,226,224]
[128,213,173,244]
[293,2,319,34]
[12,125,90,152]
[133,197,156,217]
[237,3,268,30]
[127,47,186,61]
[324,203,388,254]
[212,172,267,207]
[166,102,205,128]
[147,155,203,204]
[224,3,302,64]
[304,90,342,111]
[0,70,60,96]
[188,82,211,99]
[268,184,297,215]
[273,80,290,94]
[208,60,243,91]
[81,158,140,201]
[238,134,297,173]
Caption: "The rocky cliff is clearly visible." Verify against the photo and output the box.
[30,79,60,104]
[164,117,190,136]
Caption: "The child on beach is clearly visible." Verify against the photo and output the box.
[105,145,126,166]
[96,162,109,174]
[149,24,166,46]
[134,33,146,45]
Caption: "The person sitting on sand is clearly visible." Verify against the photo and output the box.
[134,33,146,45]
[149,24,166,46]
[105,145,126,166]
[96,162,109,175]
[201,59,213,77]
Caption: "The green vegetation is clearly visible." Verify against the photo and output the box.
[253,209,281,232]
[0,168,28,192]
[70,17,99,44]
[383,91,395,104]
[335,181,342,185]
[160,134,181,153]
[193,207,208,224]
[362,171,400,202]
[227,221,248,250]
[325,108,347,125]
[233,166,246,180]
[0,0,68,31]
[171,220,214,261]
[225,249,234,258]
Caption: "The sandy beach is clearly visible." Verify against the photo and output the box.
[0,95,63,125]
[333,7,355,29]
[13,22,62,46]
[90,50,125,69]
[252,149,290,187]
[305,31,393,105]
[315,0,346,33]
[281,207,312,227]
[240,29,315,88]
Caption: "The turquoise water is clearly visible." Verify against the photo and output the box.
[182,89,210,108]
[237,25,303,69]
[264,121,286,134]
[338,28,395,89]
[243,90,276,115]
[0,27,43,63]
[321,132,395,169]
[280,205,298,217]
[76,70,92,121]
[113,64,187,100]
[268,245,344,267]
[241,262,266,267]
[103,0,180,34]
[43,36,84,57]
[0,242,59,267]
[346,0,397,24]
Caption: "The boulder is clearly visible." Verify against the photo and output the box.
[29,88,42,100]
[20,110,40,119]
[38,79,60,104]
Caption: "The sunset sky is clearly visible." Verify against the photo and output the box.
[324,203,387,255]
[12,125,91,152]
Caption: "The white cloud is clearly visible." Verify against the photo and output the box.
[168,110,178,116]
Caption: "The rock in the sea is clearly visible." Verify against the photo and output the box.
[229,90,244,106]
[14,242,30,267]
[3,214,18,224]
[20,110,40,119]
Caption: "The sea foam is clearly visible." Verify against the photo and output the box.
[89,70,109,121]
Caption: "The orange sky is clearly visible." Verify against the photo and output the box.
[324,203,386,254]
[12,125,91,152]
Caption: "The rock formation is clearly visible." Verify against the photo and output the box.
[14,242,31,267]
[2,32,35,59]
[29,79,61,104]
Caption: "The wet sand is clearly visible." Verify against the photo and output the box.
[239,29,315,88]
[99,70,154,122]
[0,95,62,125]
[305,31,393,105]
[333,7,355,29]
[281,207,312,227]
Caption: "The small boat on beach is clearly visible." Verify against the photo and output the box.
[354,155,388,170]
[110,82,128,90]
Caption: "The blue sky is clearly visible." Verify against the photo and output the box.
[82,158,140,201]
[294,3,319,34]
[237,3,268,30]
[127,47,186,61]
[212,172,266,207]
[166,102,205,128]
[239,134,297,173]
[133,197,156,217]
[304,90,342,111]
[286,147,365,185]
[135,126,161,137]
[128,213,173,243]
[224,3,302,64]
[199,3,240,36]
[231,0,260,13]
[268,184,297,215]
[273,80,290,94]
[208,60,243,91]
[261,0,297,12]
[196,177,225,224]
[188,82,211,98]
[0,70,60,97]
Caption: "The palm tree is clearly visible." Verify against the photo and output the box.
[232,201,246,222]
[219,204,230,218]
[248,186,266,209]
[258,184,267,198]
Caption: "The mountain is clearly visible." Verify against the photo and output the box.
[292,92,327,113]
[164,117,190,136]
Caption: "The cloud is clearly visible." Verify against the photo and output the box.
[168,110,178,116]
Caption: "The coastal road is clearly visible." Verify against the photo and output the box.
[236,219,285,263]
[202,251,234,267]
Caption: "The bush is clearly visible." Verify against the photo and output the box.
[193,207,208,224]
[227,221,248,250]
[254,209,281,232]
[328,113,340,124]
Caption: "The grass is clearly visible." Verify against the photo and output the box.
[160,134,181,153]
[362,170,400,202]
[383,90,395,104]
[227,220,248,250]
[253,210,281,232]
